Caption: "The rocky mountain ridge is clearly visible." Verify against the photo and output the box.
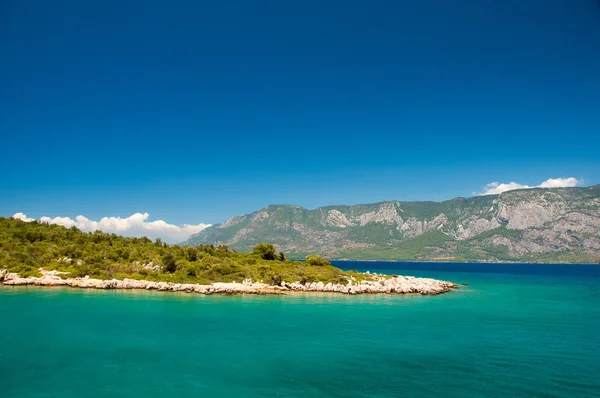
[183,186,600,263]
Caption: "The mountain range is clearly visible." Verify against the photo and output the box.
[183,186,600,263]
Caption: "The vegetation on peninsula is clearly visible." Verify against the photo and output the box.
[0,217,349,285]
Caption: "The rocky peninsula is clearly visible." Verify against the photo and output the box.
[0,219,458,297]
[0,269,457,296]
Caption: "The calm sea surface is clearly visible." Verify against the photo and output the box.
[1,262,599,397]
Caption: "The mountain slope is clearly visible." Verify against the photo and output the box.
[183,186,600,263]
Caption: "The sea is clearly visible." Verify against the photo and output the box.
[1,261,599,397]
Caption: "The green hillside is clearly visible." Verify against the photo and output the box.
[184,186,600,263]
[0,218,352,284]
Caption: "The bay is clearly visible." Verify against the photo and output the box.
[1,262,599,397]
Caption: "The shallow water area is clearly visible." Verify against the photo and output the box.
[1,262,599,397]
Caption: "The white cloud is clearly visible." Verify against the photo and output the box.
[11,212,211,243]
[478,177,582,195]
[538,177,580,189]
[12,212,35,222]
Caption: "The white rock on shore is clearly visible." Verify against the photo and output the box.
[0,269,457,296]
[280,275,457,295]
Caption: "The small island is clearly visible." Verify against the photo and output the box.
[0,218,457,296]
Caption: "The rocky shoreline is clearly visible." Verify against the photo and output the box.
[0,269,458,296]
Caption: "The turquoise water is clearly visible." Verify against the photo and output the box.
[1,262,599,397]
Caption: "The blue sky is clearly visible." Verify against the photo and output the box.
[1,0,599,238]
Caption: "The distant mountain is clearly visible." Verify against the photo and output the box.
[183,186,600,263]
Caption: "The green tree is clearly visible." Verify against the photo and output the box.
[252,243,276,260]
[278,251,285,261]
[162,252,177,273]
[198,244,216,255]
[185,247,197,261]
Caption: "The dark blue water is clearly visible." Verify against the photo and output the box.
[333,260,600,277]
[1,262,599,397]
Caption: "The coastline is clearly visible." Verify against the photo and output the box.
[0,269,457,296]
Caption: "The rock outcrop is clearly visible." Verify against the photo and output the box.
[281,275,457,295]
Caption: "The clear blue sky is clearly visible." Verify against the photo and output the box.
[1,0,599,225]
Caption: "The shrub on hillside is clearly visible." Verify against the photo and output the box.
[161,252,177,273]
[252,243,277,260]
[305,255,330,266]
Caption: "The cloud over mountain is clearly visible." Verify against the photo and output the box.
[11,212,210,243]
[478,177,582,195]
